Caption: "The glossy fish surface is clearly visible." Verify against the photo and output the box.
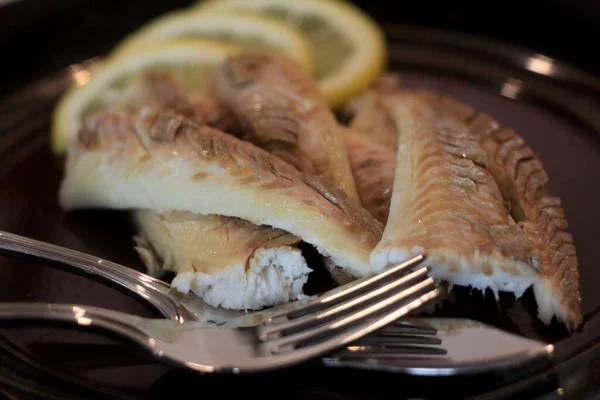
[370,91,542,308]
[113,72,308,310]
[59,108,383,279]
[342,126,395,225]
[347,73,401,151]
[212,53,359,200]
[438,95,583,329]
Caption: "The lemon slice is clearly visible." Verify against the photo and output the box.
[109,10,313,73]
[196,0,386,108]
[51,39,239,155]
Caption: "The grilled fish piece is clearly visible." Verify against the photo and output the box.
[211,53,359,201]
[436,95,582,329]
[133,211,310,310]
[60,108,383,279]
[212,53,366,284]
[127,72,311,309]
[370,92,542,306]
[342,127,395,225]
[121,71,238,133]
[347,73,401,151]
[114,72,306,310]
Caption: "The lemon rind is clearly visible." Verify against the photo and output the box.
[109,9,314,74]
[194,0,386,108]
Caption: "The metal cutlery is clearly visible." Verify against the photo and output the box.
[0,230,554,376]
[0,230,182,320]
[0,230,439,373]
[324,317,554,376]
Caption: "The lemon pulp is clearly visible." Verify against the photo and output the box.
[196,0,387,108]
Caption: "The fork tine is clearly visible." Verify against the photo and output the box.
[377,324,438,336]
[377,320,438,336]
[356,334,442,346]
[332,344,448,359]
[268,254,426,321]
[258,264,430,338]
[263,271,439,353]
[265,285,440,362]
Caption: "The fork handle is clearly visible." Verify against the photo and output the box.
[0,230,183,321]
[0,302,157,355]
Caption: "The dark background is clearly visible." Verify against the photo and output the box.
[0,0,598,99]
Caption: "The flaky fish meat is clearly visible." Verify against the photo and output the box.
[212,53,359,200]
[435,95,582,329]
[59,107,383,280]
[370,92,542,307]
[133,211,310,310]
[342,127,395,225]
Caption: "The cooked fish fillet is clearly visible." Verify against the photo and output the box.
[212,53,366,284]
[342,127,395,225]
[347,73,401,151]
[370,92,542,303]
[120,71,238,133]
[435,95,582,329]
[211,53,359,201]
[113,71,305,310]
[119,71,202,120]
[60,107,383,278]
[133,210,310,310]
[343,73,401,117]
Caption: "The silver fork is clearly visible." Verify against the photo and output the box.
[0,230,553,376]
[324,317,554,376]
[0,230,440,374]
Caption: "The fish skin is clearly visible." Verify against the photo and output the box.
[436,95,582,330]
[111,71,311,310]
[347,73,402,151]
[153,68,397,227]
[121,71,238,134]
[121,71,201,120]
[370,92,542,303]
[59,107,383,278]
[134,70,396,228]
[133,211,300,275]
[211,53,360,201]
[212,53,366,284]
[342,126,395,225]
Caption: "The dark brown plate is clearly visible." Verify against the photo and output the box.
[1,24,600,400]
